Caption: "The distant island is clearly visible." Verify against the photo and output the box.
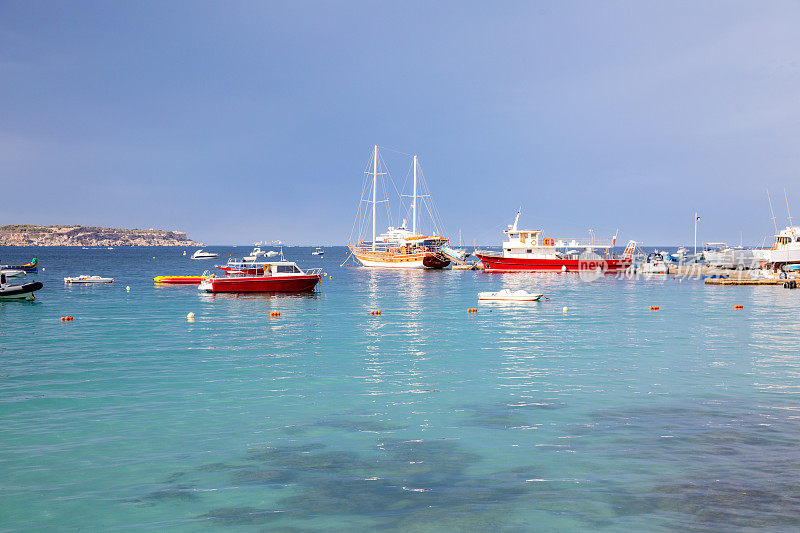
[0,224,201,247]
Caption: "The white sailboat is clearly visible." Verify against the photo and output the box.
[348,146,450,269]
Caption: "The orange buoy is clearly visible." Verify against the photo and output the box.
[66,316,73,321]
[735,305,744,310]
[60,317,66,322]
[649,306,660,311]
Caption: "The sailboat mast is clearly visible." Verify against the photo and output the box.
[412,155,417,235]
[372,145,377,251]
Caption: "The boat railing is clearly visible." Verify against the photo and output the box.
[351,241,446,254]
[304,268,324,276]
[551,238,616,248]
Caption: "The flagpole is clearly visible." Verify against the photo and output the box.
[694,212,699,260]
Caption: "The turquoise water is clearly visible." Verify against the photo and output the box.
[2,246,800,531]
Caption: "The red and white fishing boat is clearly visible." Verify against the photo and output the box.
[475,211,636,273]
[198,260,323,293]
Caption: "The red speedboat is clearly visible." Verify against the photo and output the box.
[199,261,322,293]
[475,211,636,273]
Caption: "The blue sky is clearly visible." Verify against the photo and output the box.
[1,1,799,246]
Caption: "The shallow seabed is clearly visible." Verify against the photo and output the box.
[2,246,799,531]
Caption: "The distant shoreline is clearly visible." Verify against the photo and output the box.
[0,224,201,247]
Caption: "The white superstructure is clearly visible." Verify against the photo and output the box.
[755,225,800,267]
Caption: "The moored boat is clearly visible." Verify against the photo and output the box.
[348,146,451,269]
[475,211,635,273]
[191,249,219,260]
[312,247,324,256]
[0,257,37,273]
[478,289,543,301]
[0,269,26,278]
[0,272,42,299]
[64,275,114,284]
[199,261,323,293]
[754,225,800,269]
[154,275,204,285]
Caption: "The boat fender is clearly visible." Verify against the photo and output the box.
[561,266,567,272]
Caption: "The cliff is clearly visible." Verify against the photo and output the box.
[0,225,201,247]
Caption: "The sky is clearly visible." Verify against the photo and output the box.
[1,1,799,246]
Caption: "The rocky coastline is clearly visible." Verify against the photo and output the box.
[0,225,201,247]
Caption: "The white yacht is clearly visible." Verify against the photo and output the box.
[191,249,219,260]
[754,225,800,268]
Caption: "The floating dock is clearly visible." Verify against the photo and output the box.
[703,278,788,286]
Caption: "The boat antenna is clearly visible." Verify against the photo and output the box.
[767,188,778,234]
[784,188,793,226]
[694,212,700,257]
[512,207,521,231]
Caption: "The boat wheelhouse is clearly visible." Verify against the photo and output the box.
[475,211,635,273]
[199,260,323,293]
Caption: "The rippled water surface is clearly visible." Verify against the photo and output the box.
[2,246,800,531]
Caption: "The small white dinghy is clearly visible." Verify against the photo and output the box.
[478,289,543,301]
[64,275,115,284]
[0,269,26,278]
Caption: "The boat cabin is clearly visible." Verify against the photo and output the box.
[774,226,800,248]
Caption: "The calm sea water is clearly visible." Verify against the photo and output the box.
[2,245,800,531]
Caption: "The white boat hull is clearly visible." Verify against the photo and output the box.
[478,290,543,301]
[64,276,114,284]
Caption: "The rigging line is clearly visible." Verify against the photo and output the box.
[377,145,415,157]
[416,165,444,235]
[350,159,374,243]
[350,146,383,242]
[339,249,355,267]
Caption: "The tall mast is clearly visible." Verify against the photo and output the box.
[785,188,793,226]
[372,145,378,251]
[694,212,699,257]
[412,155,417,235]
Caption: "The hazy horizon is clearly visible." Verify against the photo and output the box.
[2,1,799,247]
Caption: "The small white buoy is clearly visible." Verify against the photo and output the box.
[561,266,567,272]
[187,312,195,321]
[562,306,568,313]
[42,267,46,271]
[126,286,131,292]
